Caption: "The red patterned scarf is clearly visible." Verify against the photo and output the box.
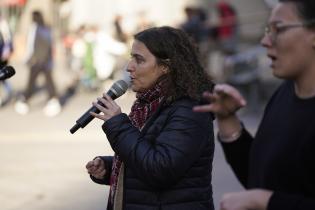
[108,80,165,209]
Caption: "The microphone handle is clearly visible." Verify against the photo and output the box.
[70,90,117,134]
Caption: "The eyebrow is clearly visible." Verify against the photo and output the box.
[130,53,144,59]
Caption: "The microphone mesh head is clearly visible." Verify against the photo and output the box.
[2,66,15,77]
[110,80,130,97]
[6,66,16,77]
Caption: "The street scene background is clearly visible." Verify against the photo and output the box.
[0,0,279,209]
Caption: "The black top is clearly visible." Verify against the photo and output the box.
[92,98,215,210]
[221,81,315,210]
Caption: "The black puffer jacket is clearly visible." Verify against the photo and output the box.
[92,98,215,210]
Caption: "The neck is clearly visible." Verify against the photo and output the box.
[294,67,315,98]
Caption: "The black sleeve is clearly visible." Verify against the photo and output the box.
[102,106,213,189]
[90,156,113,185]
[220,128,253,187]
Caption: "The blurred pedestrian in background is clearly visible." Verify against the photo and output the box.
[0,12,13,68]
[194,0,315,209]
[15,10,61,117]
[181,6,206,45]
[0,12,14,107]
[86,26,215,210]
[216,0,239,54]
[113,15,128,44]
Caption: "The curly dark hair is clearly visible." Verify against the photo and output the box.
[134,26,214,101]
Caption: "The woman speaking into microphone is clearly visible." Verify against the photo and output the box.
[85,26,215,210]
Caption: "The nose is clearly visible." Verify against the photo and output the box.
[260,33,272,49]
[126,60,134,73]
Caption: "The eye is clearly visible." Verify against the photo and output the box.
[135,56,144,64]
[267,23,283,35]
[274,25,286,33]
[270,24,279,34]
[130,54,145,64]
[273,23,296,34]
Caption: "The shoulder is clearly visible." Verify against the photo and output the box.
[269,80,292,100]
[165,97,214,123]
[170,97,199,108]
[264,81,292,111]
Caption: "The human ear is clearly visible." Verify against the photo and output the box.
[161,59,170,74]
[162,66,169,74]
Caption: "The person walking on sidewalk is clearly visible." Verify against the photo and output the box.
[15,10,61,117]
[194,0,315,209]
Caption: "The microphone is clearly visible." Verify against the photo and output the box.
[0,66,15,81]
[70,79,130,134]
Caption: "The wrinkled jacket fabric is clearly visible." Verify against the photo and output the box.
[92,98,215,210]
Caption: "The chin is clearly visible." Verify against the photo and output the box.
[272,71,283,79]
[273,69,295,80]
[130,86,138,92]
[130,85,142,93]
[272,67,286,79]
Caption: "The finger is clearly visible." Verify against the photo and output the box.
[87,165,97,174]
[87,167,96,174]
[104,94,121,111]
[215,85,247,106]
[202,91,213,101]
[86,161,94,169]
[223,88,246,105]
[90,111,107,121]
[97,98,120,116]
[93,158,102,167]
[219,201,226,210]
[98,96,113,109]
[220,194,230,210]
[101,95,121,116]
[93,158,106,176]
[215,84,239,95]
[214,85,232,97]
[103,93,116,106]
[93,100,107,113]
[95,165,106,175]
[209,92,221,103]
[202,91,221,103]
[103,93,113,101]
[92,101,112,117]
[93,169,106,179]
[193,104,215,112]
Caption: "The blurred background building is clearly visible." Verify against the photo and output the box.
[0,0,271,39]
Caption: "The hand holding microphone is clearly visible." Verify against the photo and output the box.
[70,79,130,134]
[90,93,122,121]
